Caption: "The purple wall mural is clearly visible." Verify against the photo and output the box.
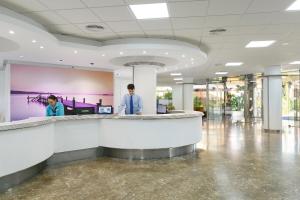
[11,64,113,121]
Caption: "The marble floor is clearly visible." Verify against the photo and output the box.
[1,120,300,200]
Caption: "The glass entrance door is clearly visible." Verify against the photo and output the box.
[207,83,225,120]
[282,70,300,126]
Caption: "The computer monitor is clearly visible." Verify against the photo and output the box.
[98,105,113,114]
[157,104,167,114]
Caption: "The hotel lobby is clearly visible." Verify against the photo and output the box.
[0,0,300,199]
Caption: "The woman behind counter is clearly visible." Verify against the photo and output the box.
[46,95,65,116]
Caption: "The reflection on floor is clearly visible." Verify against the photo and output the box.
[1,120,300,200]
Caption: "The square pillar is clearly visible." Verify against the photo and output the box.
[133,66,157,114]
[172,84,183,110]
[263,66,282,131]
[183,78,194,111]
[113,69,133,114]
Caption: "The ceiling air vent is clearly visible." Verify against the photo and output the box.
[209,28,226,35]
[85,24,104,32]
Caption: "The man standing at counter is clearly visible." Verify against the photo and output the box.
[46,95,65,116]
[120,84,143,115]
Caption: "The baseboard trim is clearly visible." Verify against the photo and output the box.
[0,161,47,193]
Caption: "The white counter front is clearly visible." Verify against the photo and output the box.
[0,112,203,183]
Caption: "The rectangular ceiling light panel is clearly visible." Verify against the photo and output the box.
[246,40,276,48]
[287,0,300,11]
[130,3,169,19]
[225,62,243,66]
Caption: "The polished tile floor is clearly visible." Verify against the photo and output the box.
[1,120,300,200]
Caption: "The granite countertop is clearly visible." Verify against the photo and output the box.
[0,112,203,131]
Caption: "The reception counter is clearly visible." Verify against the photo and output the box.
[0,112,202,191]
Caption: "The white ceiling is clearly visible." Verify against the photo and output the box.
[0,0,300,83]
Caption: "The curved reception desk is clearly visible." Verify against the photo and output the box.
[0,112,202,191]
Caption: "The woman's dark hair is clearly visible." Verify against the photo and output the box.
[127,84,135,90]
[47,95,57,101]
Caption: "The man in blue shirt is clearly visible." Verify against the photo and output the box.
[120,84,143,115]
[46,95,65,116]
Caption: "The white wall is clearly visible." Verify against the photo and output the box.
[0,62,10,122]
[172,85,183,110]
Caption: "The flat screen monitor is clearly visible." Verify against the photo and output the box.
[157,104,167,114]
[75,107,95,115]
[98,106,113,114]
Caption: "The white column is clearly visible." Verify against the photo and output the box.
[134,66,157,114]
[172,84,183,110]
[113,69,133,113]
[183,78,194,111]
[0,61,11,122]
[263,66,282,131]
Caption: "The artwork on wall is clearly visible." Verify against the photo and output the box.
[10,64,113,121]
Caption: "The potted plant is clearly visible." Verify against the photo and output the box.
[231,95,244,122]
[163,91,172,100]
[167,102,175,111]
[194,96,204,112]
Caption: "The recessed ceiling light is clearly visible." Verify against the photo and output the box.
[165,52,169,55]
[142,50,147,54]
[120,52,124,55]
[215,71,228,75]
[181,54,186,58]
[130,3,169,19]
[225,62,243,66]
[290,61,300,65]
[32,40,37,43]
[174,77,183,81]
[40,46,44,49]
[282,42,289,46]
[9,30,15,34]
[19,55,24,58]
[74,50,78,54]
[286,0,300,11]
[102,54,105,57]
[191,58,194,61]
[170,73,182,76]
[246,40,276,48]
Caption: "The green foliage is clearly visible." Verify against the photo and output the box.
[163,91,172,100]
[167,103,175,111]
[231,95,244,111]
[157,91,172,100]
[194,96,203,109]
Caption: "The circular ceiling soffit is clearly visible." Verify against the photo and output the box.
[110,56,178,68]
[0,37,20,52]
[124,61,165,67]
